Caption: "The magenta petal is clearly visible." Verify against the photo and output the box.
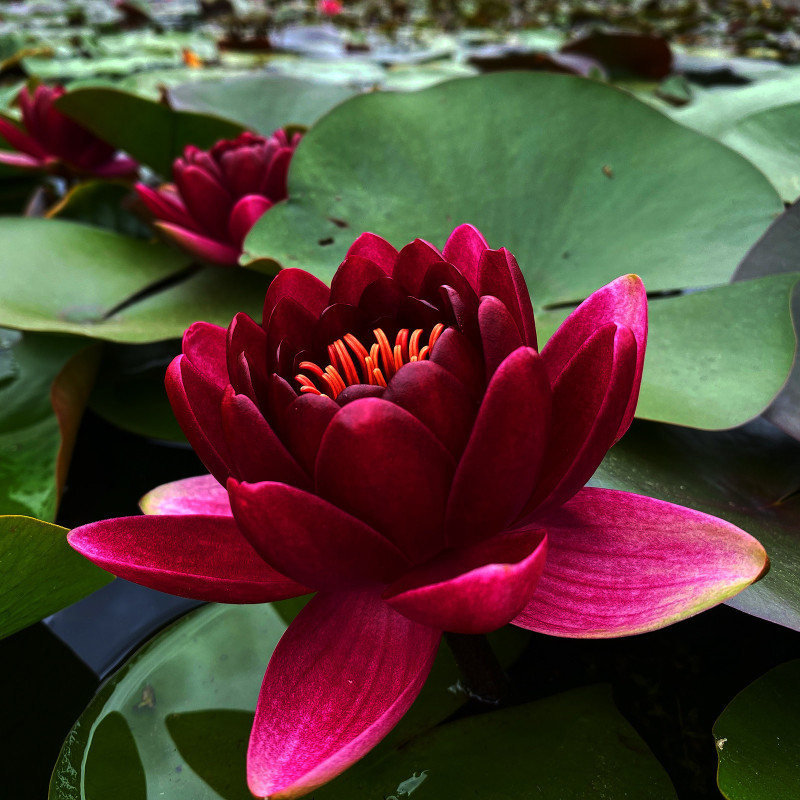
[226,312,267,393]
[445,347,551,545]
[263,268,330,325]
[140,474,231,517]
[383,360,477,458]
[523,323,636,519]
[183,321,229,389]
[328,255,388,306]
[221,388,311,490]
[228,194,272,248]
[542,275,647,439]
[0,151,43,170]
[316,398,455,563]
[513,488,768,637]
[477,248,537,348]
[262,146,292,199]
[68,515,310,603]
[392,238,444,296]
[92,155,138,178]
[0,115,48,158]
[429,327,485,401]
[478,296,524,379]
[229,481,410,589]
[165,355,233,484]
[385,528,547,634]
[247,590,440,798]
[283,393,339,476]
[176,164,233,240]
[135,183,196,230]
[155,222,241,266]
[345,232,398,275]
[441,224,488,291]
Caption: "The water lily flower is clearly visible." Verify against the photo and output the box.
[0,85,137,179]
[69,225,767,799]
[318,0,343,15]
[136,129,301,267]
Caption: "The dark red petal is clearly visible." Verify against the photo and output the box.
[336,384,385,404]
[165,355,233,483]
[68,515,310,603]
[226,312,266,390]
[383,360,477,458]
[265,296,318,374]
[446,347,551,545]
[183,321,229,389]
[329,255,388,306]
[429,327,485,402]
[175,164,234,241]
[345,232,398,275]
[263,267,330,326]
[419,261,480,322]
[477,248,537,349]
[136,183,196,230]
[384,528,547,633]
[392,238,444,295]
[262,146,292,200]
[478,296,524,380]
[229,481,410,589]
[221,388,311,490]
[357,276,408,328]
[441,224,489,291]
[228,194,272,248]
[220,146,269,197]
[541,275,647,440]
[0,115,49,158]
[283,393,339,476]
[247,590,440,798]
[522,323,637,520]
[316,398,455,563]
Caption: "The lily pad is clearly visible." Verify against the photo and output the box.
[714,659,800,800]
[54,87,245,177]
[244,72,782,308]
[0,218,271,343]
[592,418,800,633]
[167,74,361,136]
[315,684,677,799]
[0,515,112,640]
[49,598,527,799]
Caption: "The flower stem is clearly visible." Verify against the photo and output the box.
[444,632,510,706]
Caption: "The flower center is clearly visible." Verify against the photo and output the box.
[295,323,445,399]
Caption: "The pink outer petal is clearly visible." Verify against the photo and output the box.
[441,223,488,291]
[541,274,647,440]
[384,527,547,634]
[345,231,398,275]
[155,221,241,267]
[228,194,272,248]
[445,347,551,546]
[0,115,48,158]
[136,183,196,231]
[0,150,44,170]
[315,398,455,563]
[183,321,229,389]
[140,474,232,516]
[513,488,769,638]
[247,590,440,799]
[68,515,310,603]
[229,480,411,590]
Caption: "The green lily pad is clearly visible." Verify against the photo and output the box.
[537,274,798,429]
[0,329,97,520]
[244,72,782,308]
[50,598,526,799]
[0,218,271,343]
[84,713,146,800]
[714,660,800,800]
[315,685,677,799]
[592,418,800,633]
[0,515,113,640]
[167,74,361,136]
[54,87,245,177]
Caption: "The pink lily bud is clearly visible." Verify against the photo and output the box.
[136,129,302,267]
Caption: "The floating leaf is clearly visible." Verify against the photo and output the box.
[83,713,146,800]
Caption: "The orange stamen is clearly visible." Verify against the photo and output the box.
[409,328,423,360]
[393,344,404,373]
[344,333,369,381]
[374,328,395,378]
[395,329,410,363]
[373,368,388,387]
[418,345,430,360]
[298,361,325,379]
[334,339,359,386]
[295,375,319,391]
[325,365,346,396]
[300,384,322,395]
[429,323,445,350]
[364,355,377,385]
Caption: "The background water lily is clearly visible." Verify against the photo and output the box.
[68,224,767,799]
[136,130,301,267]
[0,85,138,179]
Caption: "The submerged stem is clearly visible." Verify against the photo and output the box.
[444,632,511,706]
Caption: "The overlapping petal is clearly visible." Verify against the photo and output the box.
[139,474,231,516]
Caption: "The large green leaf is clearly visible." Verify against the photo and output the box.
[315,685,677,799]
[244,72,782,307]
[50,599,526,799]
[592,418,800,632]
[54,87,245,177]
[167,75,361,136]
[0,218,271,342]
[0,329,96,520]
[0,515,112,640]
[537,274,798,429]
[714,660,800,800]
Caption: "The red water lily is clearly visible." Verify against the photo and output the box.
[136,129,301,267]
[0,85,137,178]
[69,225,767,799]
